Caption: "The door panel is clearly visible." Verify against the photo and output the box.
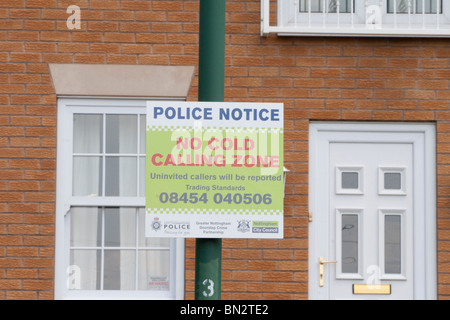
[330,142,413,299]
[309,123,437,300]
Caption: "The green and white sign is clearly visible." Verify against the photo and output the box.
[145,101,284,238]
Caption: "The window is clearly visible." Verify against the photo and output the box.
[261,0,450,37]
[300,0,441,14]
[387,0,442,14]
[378,167,406,195]
[336,166,364,194]
[299,0,354,13]
[55,98,185,300]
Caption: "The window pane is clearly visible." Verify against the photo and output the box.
[387,0,411,13]
[106,115,137,154]
[73,114,103,154]
[104,250,136,290]
[342,172,358,189]
[385,215,401,274]
[138,250,170,290]
[387,0,442,13]
[342,214,358,273]
[70,249,101,290]
[70,207,101,247]
[328,0,352,13]
[105,157,137,196]
[72,156,102,196]
[300,0,322,12]
[384,172,401,190]
[299,0,353,13]
[104,207,136,247]
[416,0,442,13]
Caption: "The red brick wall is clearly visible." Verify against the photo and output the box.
[0,0,449,300]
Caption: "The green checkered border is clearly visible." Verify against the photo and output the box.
[147,125,283,134]
[146,208,282,215]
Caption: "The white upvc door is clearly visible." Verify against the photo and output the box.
[309,122,436,300]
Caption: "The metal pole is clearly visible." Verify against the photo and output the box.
[198,0,225,102]
[195,0,225,300]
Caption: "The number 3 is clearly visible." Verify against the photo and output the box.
[202,279,214,297]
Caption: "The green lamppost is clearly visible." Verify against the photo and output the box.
[195,0,226,300]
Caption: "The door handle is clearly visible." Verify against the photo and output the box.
[319,257,337,287]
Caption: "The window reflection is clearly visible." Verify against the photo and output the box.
[342,214,358,273]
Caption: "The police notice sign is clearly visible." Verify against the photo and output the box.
[145,101,284,238]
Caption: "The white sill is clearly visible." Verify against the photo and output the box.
[261,24,450,37]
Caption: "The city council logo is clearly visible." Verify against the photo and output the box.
[237,220,250,233]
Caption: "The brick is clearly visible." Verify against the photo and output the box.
[24,21,55,31]
[23,280,53,290]
[0,21,22,30]
[57,43,89,53]
[404,111,435,121]
[151,22,181,33]
[372,110,403,121]
[26,84,54,94]
[88,21,118,32]
[107,54,137,64]
[25,127,55,137]
[25,148,55,159]
[7,247,38,257]
[167,12,198,22]
[104,11,135,21]
[121,44,151,54]
[0,280,21,290]
[153,1,183,11]
[9,9,39,18]
[8,31,39,41]
[26,0,56,8]
[0,0,25,7]
[152,44,183,55]
[90,0,119,10]
[0,63,26,73]
[0,2,450,301]
[25,42,56,52]
[0,148,24,158]
[310,110,340,120]
[120,22,150,33]
[419,80,449,90]
[11,74,41,84]
[40,32,70,42]
[9,181,40,191]
[74,54,105,64]
[72,32,102,42]
[104,33,135,43]
[8,203,38,213]
[121,0,150,10]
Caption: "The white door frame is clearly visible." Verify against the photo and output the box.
[308,122,437,300]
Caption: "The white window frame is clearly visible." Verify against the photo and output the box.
[55,98,185,300]
[261,0,450,37]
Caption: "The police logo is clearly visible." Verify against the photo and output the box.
[151,217,161,231]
